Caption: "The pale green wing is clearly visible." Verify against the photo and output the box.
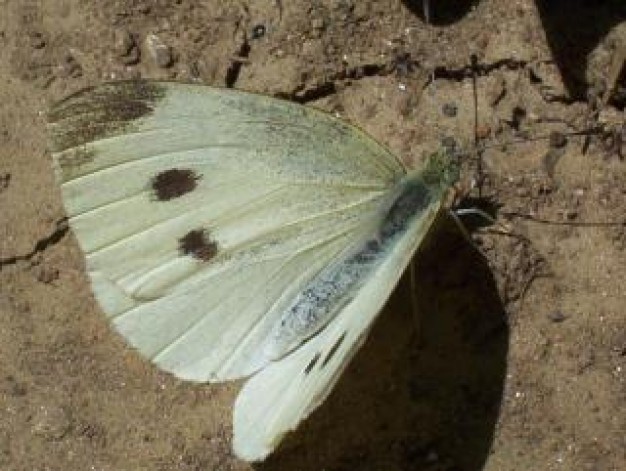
[232,177,445,461]
[48,81,406,381]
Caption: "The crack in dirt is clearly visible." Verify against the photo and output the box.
[276,61,393,103]
[431,57,529,81]
[0,218,69,269]
[225,39,251,88]
[275,56,568,106]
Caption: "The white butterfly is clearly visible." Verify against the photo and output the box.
[47,81,460,461]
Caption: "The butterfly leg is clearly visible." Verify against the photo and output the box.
[454,207,519,235]
[448,208,474,244]
[448,208,506,257]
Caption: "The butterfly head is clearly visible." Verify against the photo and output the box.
[420,146,461,191]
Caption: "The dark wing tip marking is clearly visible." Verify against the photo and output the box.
[321,332,347,368]
[151,169,202,201]
[55,146,96,177]
[179,228,218,262]
[48,80,167,152]
[304,352,322,375]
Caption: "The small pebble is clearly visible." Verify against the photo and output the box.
[510,106,526,129]
[31,405,71,440]
[57,53,82,78]
[122,47,140,65]
[440,136,458,153]
[547,311,567,323]
[250,24,266,40]
[35,264,60,284]
[577,351,595,372]
[311,17,325,30]
[442,102,458,117]
[114,30,140,65]
[189,60,201,79]
[393,53,416,77]
[542,148,564,178]
[29,31,46,49]
[549,131,568,149]
[5,375,26,396]
[146,33,173,68]
[0,173,10,191]
[114,29,135,57]
[476,123,491,139]
[136,2,151,14]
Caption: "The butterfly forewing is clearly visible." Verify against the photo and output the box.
[47,81,405,382]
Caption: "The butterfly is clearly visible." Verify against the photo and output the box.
[47,80,460,461]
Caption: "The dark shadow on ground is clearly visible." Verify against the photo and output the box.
[535,0,626,101]
[404,0,626,102]
[401,0,479,26]
[257,215,509,471]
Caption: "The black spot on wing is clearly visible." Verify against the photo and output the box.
[303,352,322,375]
[179,229,218,262]
[151,169,201,201]
[321,332,347,368]
[47,80,166,152]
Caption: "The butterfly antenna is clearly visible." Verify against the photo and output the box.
[476,127,605,152]
[445,57,619,232]
[448,209,473,244]
[470,54,486,197]
[449,207,533,253]
[455,207,496,225]
[499,211,626,228]
[463,54,609,160]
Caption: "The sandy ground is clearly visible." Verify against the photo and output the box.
[1,1,625,470]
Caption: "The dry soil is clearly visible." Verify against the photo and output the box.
[0,1,625,471]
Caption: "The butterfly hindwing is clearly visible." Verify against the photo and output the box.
[233,181,445,460]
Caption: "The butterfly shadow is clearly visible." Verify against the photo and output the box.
[401,0,479,26]
[535,0,625,102]
[256,214,508,471]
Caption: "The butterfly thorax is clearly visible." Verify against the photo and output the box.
[411,148,461,193]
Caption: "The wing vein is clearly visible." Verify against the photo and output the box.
[148,226,354,365]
